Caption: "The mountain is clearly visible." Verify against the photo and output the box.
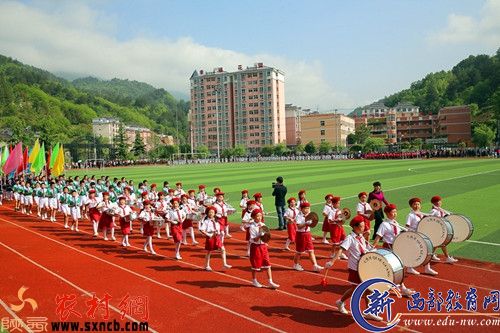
[351,50,500,123]
[0,54,189,147]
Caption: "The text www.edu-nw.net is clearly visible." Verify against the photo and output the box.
[404,317,500,327]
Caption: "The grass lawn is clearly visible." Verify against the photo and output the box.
[67,158,500,262]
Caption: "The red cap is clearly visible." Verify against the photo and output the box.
[181,194,188,199]
[158,192,164,197]
[205,206,217,214]
[171,198,180,204]
[188,189,195,194]
[384,203,397,214]
[216,192,225,196]
[408,197,421,206]
[431,196,442,204]
[241,189,248,194]
[251,209,263,219]
[331,196,341,204]
[246,200,256,206]
[102,191,109,196]
[298,189,306,195]
[300,202,311,209]
[287,197,297,204]
[176,182,182,186]
[88,189,96,194]
[124,187,131,192]
[213,187,221,193]
[253,192,262,199]
[198,184,206,189]
[358,192,367,198]
[118,196,126,201]
[141,191,148,197]
[143,200,151,206]
[151,183,157,188]
[350,215,365,228]
[168,188,175,193]
[324,194,334,201]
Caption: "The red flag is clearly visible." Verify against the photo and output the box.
[3,142,23,175]
[17,147,29,174]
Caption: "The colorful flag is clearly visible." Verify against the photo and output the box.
[17,147,29,175]
[50,143,59,168]
[31,143,46,174]
[2,142,22,175]
[52,145,65,176]
[28,139,40,164]
[0,146,8,168]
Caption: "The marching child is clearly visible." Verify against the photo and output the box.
[34,182,43,217]
[139,200,157,255]
[85,189,101,237]
[59,187,71,229]
[47,182,59,222]
[372,203,417,296]
[181,194,199,245]
[326,215,384,321]
[98,192,117,241]
[155,192,171,239]
[248,209,279,289]
[196,184,208,206]
[39,182,49,220]
[167,197,186,260]
[24,182,34,215]
[199,206,232,271]
[293,202,323,272]
[240,190,249,218]
[116,196,133,247]
[283,197,299,251]
[67,190,81,231]
[253,192,265,223]
[429,195,458,263]
[405,197,438,275]
[328,196,348,260]
[298,190,308,206]
[321,194,334,244]
[214,192,231,239]
[242,200,257,256]
[356,192,372,241]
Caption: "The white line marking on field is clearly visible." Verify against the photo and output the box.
[0,299,33,333]
[0,241,159,333]
[466,240,500,246]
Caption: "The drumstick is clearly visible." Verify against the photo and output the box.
[320,259,336,286]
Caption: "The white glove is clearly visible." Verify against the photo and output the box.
[325,261,334,269]
[306,220,312,225]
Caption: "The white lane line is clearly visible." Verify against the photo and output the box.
[0,299,34,333]
[0,241,159,333]
[466,240,500,247]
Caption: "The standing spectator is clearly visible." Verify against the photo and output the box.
[272,176,287,230]
[368,181,389,240]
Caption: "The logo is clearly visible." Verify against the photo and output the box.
[350,278,402,332]
[9,286,38,313]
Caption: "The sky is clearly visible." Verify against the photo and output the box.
[0,0,499,112]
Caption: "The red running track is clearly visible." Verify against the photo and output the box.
[0,202,499,333]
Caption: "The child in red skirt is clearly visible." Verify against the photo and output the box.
[97,192,117,241]
[85,189,102,237]
[181,194,199,245]
[241,199,256,256]
[139,200,157,255]
[356,192,372,241]
[328,196,348,260]
[283,197,299,251]
[321,194,334,244]
[199,206,231,271]
[116,196,133,247]
[293,202,323,272]
[214,192,230,239]
[167,197,186,260]
[248,209,279,289]
[239,190,249,217]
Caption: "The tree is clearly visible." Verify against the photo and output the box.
[401,141,411,150]
[304,141,316,154]
[196,145,209,156]
[221,148,234,158]
[411,138,423,150]
[114,124,128,160]
[131,131,146,157]
[318,141,332,154]
[293,144,304,154]
[354,124,371,144]
[273,143,288,156]
[363,137,385,152]
[346,133,356,145]
[472,124,495,147]
[233,145,247,157]
[349,144,363,152]
[260,145,274,157]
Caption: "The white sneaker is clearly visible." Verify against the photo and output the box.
[151,250,157,255]
[192,241,199,245]
[111,236,116,241]
[322,239,330,244]
[205,266,213,271]
[70,225,74,230]
[37,212,41,217]
[284,246,291,251]
[401,287,415,297]
[223,264,232,269]
[364,313,383,322]
[104,237,109,241]
[432,254,440,262]
[340,253,348,260]
[175,254,182,260]
[311,237,316,241]
[425,266,438,276]
[293,264,304,271]
[252,280,263,288]
[313,265,324,272]
[64,224,68,229]
[143,246,149,252]
[407,267,420,275]
[75,228,79,232]
[336,300,349,314]
[157,234,162,239]
[181,241,188,245]
[445,256,457,264]
[268,281,280,289]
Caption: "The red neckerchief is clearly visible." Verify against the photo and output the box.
[356,234,366,255]
[216,201,225,215]
[361,202,367,213]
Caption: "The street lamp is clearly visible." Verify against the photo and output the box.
[213,85,222,160]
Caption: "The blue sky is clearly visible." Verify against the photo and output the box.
[1,0,499,110]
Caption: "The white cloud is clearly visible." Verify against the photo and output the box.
[0,1,353,108]
[429,0,500,47]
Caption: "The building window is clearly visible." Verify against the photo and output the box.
[320,130,325,136]
[320,121,325,126]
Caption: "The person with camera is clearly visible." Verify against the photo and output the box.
[272,176,288,230]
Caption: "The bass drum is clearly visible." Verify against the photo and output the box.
[358,249,404,292]
[417,216,454,247]
[445,214,474,242]
[392,231,433,268]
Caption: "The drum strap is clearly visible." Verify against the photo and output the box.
[392,224,399,236]
[356,235,366,254]
[176,210,182,223]
[216,202,225,216]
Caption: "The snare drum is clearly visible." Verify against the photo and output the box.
[445,214,474,242]
[187,213,201,222]
[357,249,404,292]
[392,231,434,268]
[152,217,165,227]
[203,197,215,206]
[226,204,237,215]
[417,216,454,247]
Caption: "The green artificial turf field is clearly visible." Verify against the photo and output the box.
[67,158,500,262]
